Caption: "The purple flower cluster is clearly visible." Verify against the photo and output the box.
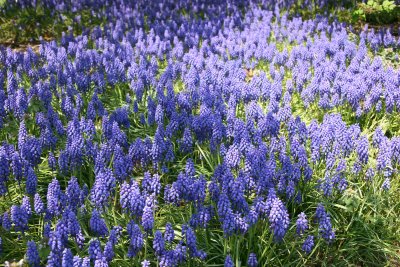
[0,0,398,265]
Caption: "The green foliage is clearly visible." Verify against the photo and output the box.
[0,3,105,46]
[353,0,400,24]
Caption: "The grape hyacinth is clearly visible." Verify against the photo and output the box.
[247,253,258,267]
[296,212,308,236]
[0,0,398,265]
[26,241,41,267]
[90,210,109,237]
[164,222,175,243]
[302,235,315,254]
[268,198,289,242]
[224,255,234,267]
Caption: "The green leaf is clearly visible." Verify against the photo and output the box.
[352,8,366,21]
